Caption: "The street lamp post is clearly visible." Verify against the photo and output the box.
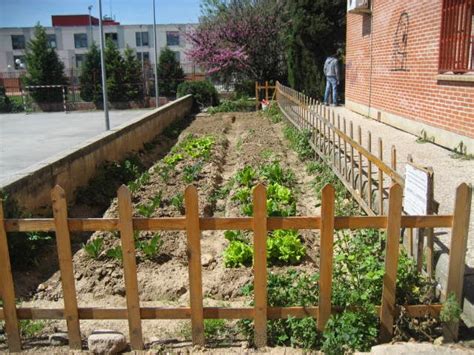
[153,0,159,108]
[88,5,93,47]
[98,0,110,130]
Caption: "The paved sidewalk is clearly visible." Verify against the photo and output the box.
[333,105,474,324]
[0,109,152,183]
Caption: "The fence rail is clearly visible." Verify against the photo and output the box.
[0,182,471,351]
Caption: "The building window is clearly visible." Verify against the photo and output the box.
[13,55,26,70]
[166,31,180,46]
[105,33,119,47]
[137,51,150,64]
[173,51,181,62]
[47,34,57,48]
[136,31,149,46]
[439,0,473,73]
[75,54,85,68]
[11,35,26,50]
[74,33,88,48]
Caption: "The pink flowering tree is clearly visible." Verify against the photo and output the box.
[186,0,286,84]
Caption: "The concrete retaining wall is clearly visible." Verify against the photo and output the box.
[0,95,193,213]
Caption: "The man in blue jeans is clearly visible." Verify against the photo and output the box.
[323,53,340,106]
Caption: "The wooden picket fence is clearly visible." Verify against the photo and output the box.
[0,182,471,351]
[276,81,403,217]
[275,82,442,277]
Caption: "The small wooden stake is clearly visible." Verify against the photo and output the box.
[253,184,268,348]
[185,185,205,346]
[378,138,384,215]
[0,200,21,352]
[51,186,82,349]
[443,183,472,341]
[380,184,403,343]
[117,185,144,350]
[317,185,335,332]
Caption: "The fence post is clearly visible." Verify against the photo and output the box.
[51,186,82,349]
[443,183,472,341]
[185,185,205,346]
[317,184,335,332]
[378,138,384,215]
[379,184,403,343]
[117,186,144,350]
[0,200,21,352]
[253,184,268,348]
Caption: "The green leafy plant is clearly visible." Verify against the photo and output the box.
[106,246,123,261]
[171,193,185,214]
[259,161,295,186]
[322,309,378,354]
[267,230,306,265]
[83,237,104,259]
[440,293,462,323]
[177,80,219,110]
[136,192,162,217]
[224,240,253,267]
[263,102,283,123]
[127,171,151,193]
[240,270,320,348]
[136,234,163,259]
[163,153,184,167]
[235,166,257,187]
[207,97,255,114]
[20,320,46,337]
[283,125,314,160]
[183,161,204,183]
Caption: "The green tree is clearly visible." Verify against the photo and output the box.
[123,47,143,102]
[284,0,346,98]
[105,39,127,102]
[79,42,102,104]
[157,47,185,97]
[23,24,68,103]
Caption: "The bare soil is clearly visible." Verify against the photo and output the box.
[3,112,322,352]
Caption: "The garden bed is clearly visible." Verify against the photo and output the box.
[1,108,458,353]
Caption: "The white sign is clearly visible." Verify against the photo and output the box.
[404,163,430,215]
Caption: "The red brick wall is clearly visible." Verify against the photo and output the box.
[345,0,474,139]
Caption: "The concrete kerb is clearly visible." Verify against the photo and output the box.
[0,95,193,213]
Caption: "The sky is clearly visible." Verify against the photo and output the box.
[0,0,202,27]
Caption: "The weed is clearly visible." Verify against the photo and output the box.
[183,161,204,183]
[171,193,185,213]
[240,270,320,348]
[106,245,123,261]
[204,319,226,339]
[440,293,462,323]
[207,97,254,114]
[83,237,104,259]
[322,308,378,354]
[260,148,274,160]
[450,141,474,160]
[20,320,46,337]
[235,166,256,187]
[128,171,151,193]
[136,192,162,217]
[416,129,435,144]
[0,192,54,269]
[283,125,314,160]
[136,234,163,259]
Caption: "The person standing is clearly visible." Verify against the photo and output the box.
[323,53,340,106]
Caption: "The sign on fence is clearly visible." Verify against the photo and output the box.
[403,162,435,274]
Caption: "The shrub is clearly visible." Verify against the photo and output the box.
[207,97,254,114]
[0,86,12,112]
[321,309,379,354]
[177,81,219,110]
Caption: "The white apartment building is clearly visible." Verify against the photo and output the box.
[0,21,199,75]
